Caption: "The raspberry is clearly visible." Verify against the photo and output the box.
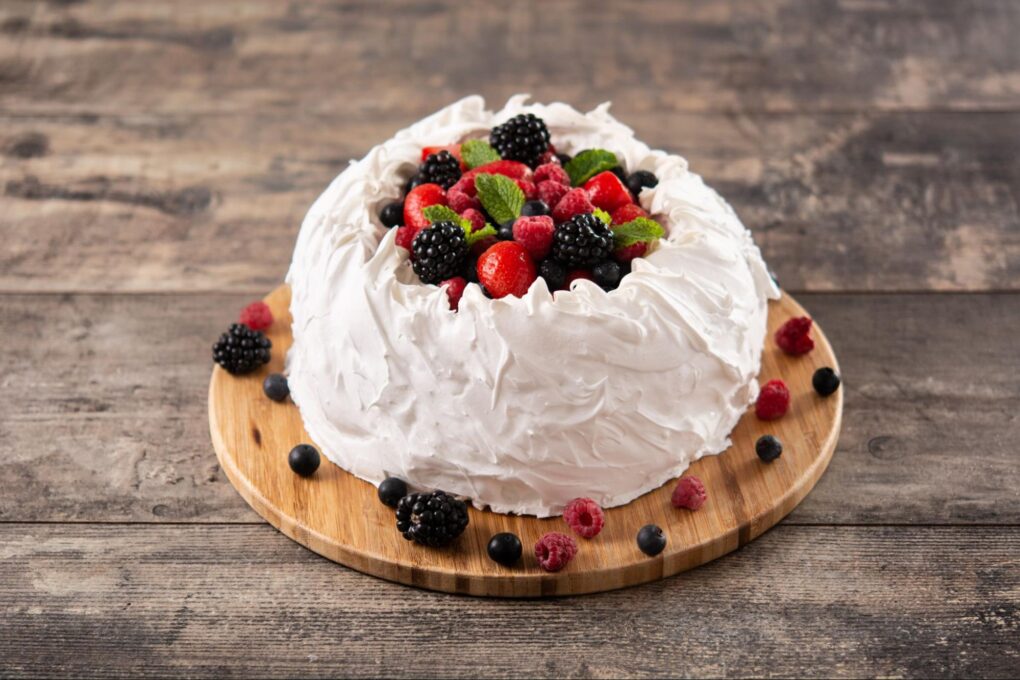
[463,160,533,183]
[613,242,648,263]
[450,175,477,197]
[552,188,596,224]
[535,162,571,186]
[584,171,633,212]
[448,187,481,213]
[512,215,555,261]
[775,316,814,355]
[441,276,467,311]
[239,301,273,331]
[671,476,707,510]
[537,180,569,211]
[460,208,486,233]
[534,532,577,572]
[403,183,447,230]
[756,379,790,420]
[537,148,559,166]
[515,179,538,200]
[611,203,649,225]
[477,241,537,298]
[395,224,420,252]
[563,497,605,539]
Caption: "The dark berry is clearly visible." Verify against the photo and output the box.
[378,477,408,508]
[489,113,551,167]
[212,323,271,375]
[592,261,622,291]
[262,373,289,402]
[395,490,469,547]
[463,257,480,283]
[521,199,549,217]
[813,367,841,397]
[487,532,523,566]
[418,150,462,190]
[609,165,627,185]
[288,444,320,477]
[626,170,658,198]
[497,220,515,241]
[411,221,468,284]
[755,435,783,463]
[404,174,425,194]
[556,153,572,166]
[552,213,614,268]
[637,524,667,556]
[379,201,403,228]
[539,259,567,290]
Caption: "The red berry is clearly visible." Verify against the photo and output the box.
[515,179,538,200]
[440,277,467,311]
[563,497,605,539]
[611,203,649,225]
[469,234,499,258]
[552,188,595,223]
[460,208,486,233]
[534,532,578,572]
[537,145,559,166]
[535,162,571,186]
[403,183,447,230]
[239,301,273,331]
[395,224,420,252]
[756,379,790,420]
[476,241,537,299]
[613,242,648,264]
[463,160,533,183]
[450,175,477,198]
[775,316,815,355]
[421,144,463,168]
[584,171,633,212]
[512,215,555,261]
[537,180,569,210]
[671,476,707,510]
[448,187,481,213]
[564,269,594,287]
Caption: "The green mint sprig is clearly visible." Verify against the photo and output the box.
[421,203,496,248]
[592,208,612,225]
[612,216,665,248]
[474,173,524,224]
[461,139,501,169]
[565,149,618,186]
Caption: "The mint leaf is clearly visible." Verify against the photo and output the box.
[422,205,463,225]
[565,149,618,186]
[461,139,501,169]
[465,224,497,248]
[474,173,524,224]
[592,208,611,225]
[612,217,665,248]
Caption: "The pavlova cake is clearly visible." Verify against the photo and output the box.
[283,95,779,518]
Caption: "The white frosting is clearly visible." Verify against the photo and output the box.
[286,95,780,517]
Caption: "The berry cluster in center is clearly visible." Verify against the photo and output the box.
[377,113,665,309]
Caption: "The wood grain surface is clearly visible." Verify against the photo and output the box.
[1,0,1018,675]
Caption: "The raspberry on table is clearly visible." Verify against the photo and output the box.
[239,301,273,331]
[775,316,815,355]
[563,497,605,539]
[534,531,578,572]
[671,476,707,510]
[212,323,271,375]
[756,379,790,420]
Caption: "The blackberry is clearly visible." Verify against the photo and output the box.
[551,213,614,268]
[539,259,566,290]
[419,150,462,189]
[411,222,468,284]
[212,323,271,375]
[489,113,551,167]
[592,261,622,291]
[404,174,425,194]
[395,490,469,547]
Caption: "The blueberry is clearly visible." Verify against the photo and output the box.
[378,477,408,508]
[498,220,515,241]
[626,170,658,198]
[262,373,290,402]
[539,259,566,291]
[755,435,783,463]
[609,165,628,185]
[487,532,523,566]
[813,367,841,397]
[555,153,572,166]
[404,174,425,194]
[379,201,403,228]
[463,258,479,283]
[521,200,549,217]
[592,261,622,291]
[637,524,667,556]
[288,444,320,477]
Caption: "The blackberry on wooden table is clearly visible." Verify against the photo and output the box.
[212,323,271,375]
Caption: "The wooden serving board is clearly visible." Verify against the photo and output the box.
[209,285,842,597]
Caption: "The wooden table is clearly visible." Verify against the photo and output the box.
[1,1,1017,677]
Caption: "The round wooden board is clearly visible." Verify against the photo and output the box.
[209,285,842,597]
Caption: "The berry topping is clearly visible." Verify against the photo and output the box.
[450,175,478,197]
[394,224,420,252]
[534,162,571,186]
[626,169,659,198]
[671,476,707,510]
[537,147,559,166]
[447,186,480,213]
[464,159,533,182]
[460,208,486,233]
[411,222,469,285]
[612,242,648,263]
[565,269,594,287]
[756,434,783,463]
[637,524,667,556]
[756,379,791,420]
[487,532,523,566]
[403,183,447,230]
[515,179,538,200]
[775,316,814,355]
[404,174,425,194]
[379,201,404,228]
[813,367,841,397]
[288,444,320,477]
[584,171,633,212]
[552,213,615,268]
[476,241,537,299]
[552,188,596,223]
[440,276,467,311]
[213,323,271,375]
[537,180,569,212]
[377,477,408,508]
[534,531,578,572]
[563,497,605,539]
[421,144,463,167]
[262,373,289,402]
[592,260,622,291]
[419,150,462,189]
[521,199,550,217]
[512,215,556,261]
[497,220,515,241]
[489,113,551,167]
[239,301,273,331]
[538,259,567,291]
[610,203,649,225]
[395,490,469,547]
[556,152,572,166]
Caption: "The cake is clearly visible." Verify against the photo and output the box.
[285,95,779,518]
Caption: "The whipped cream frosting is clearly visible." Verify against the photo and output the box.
[286,95,780,517]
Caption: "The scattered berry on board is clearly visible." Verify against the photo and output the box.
[262,373,289,402]
[775,316,815,355]
[288,444,320,477]
[637,524,667,556]
[239,301,273,331]
[563,497,605,539]
[487,532,523,566]
[755,379,790,420]
[813,367,841,397]
[377,477,408,508]
[534,532,578,572]
[755,435,783,463]
[212,324,271,375]
[395,491,469,547]
[671,476,707,510]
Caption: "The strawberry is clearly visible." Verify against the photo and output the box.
[440,276,467,311]
[512,215,555,260]
[450,175,477,197]
[460,208,486,233]
[537,180,569,210]
[403,183,447,230]
[421,144,465,169]
[552,188,595,223]
[476,241,537,299]
[395,224,421,252]
[610,203,649,225]
[463,160,533,183]
[612,241,648,263]
[584,171,633,212]
[535,162,571,186]
[515,179,538,200]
